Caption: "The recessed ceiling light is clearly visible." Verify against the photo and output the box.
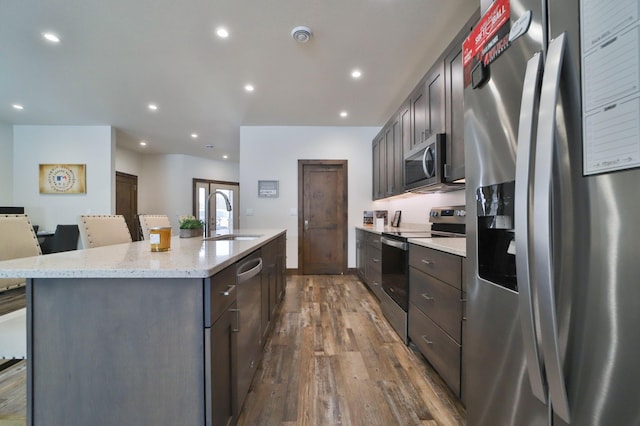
[244,84,254,92]
[140,141,147,146]
[223,155,228,159]
[12,104,24,110]
[216,27,229,38]
[205,144,214,149]
[351,69,362,79]
[42,32,60,43]
[148,103,158,111]
[340,111,348,118]
[191,133,198,139]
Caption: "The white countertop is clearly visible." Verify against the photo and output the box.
[408,237,467,257]
[0,229,285,279]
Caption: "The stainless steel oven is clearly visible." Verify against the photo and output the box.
[380,206,466,344]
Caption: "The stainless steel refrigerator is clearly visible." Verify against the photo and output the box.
[464,0,640,424]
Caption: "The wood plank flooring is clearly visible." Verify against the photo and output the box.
[0,359,26,426]
[0,287,26,317]
[238,275,465,425]
[0,275,465,426]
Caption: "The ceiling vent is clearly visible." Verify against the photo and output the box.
[291,26,312,43]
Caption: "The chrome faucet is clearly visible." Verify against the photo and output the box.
[204,190,232,237]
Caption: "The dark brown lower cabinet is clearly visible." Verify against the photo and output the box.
[408,244,464,399]
[207,300,238,426]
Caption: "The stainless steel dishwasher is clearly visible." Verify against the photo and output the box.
[235,249,263,411]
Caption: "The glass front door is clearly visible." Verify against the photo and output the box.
[194,180,239,236]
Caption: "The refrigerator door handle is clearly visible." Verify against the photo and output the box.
[514,51,547,404]
[533,32,571,424]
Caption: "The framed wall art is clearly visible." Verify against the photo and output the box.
[391,210,401,227]
[39,164,86,194]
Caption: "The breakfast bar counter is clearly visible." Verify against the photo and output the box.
[0,228,287,426]
[0,228,286,279]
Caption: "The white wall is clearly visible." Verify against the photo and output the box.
[13,125,115,230]
[115,146,144,177]
[138,154,239,229]
[240,126,380,269]
[0,122,13,204]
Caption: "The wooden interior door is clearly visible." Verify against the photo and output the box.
[116,172,139,241]
[298,160,348,275]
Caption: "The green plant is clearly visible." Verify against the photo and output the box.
[178,216,204,229]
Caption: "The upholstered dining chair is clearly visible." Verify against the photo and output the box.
[40,224,80,254]
[78,215,133,248]
[0,214,42,291]
[138,214,171,240]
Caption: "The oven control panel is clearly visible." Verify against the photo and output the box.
[429,206,466,223]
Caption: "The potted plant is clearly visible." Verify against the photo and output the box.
[178,216,204,238]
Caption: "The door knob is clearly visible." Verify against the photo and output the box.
[304,220,309,231]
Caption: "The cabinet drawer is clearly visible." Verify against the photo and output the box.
[410,267,461,343]
[409,304,461,396]
[205,263,237,327]
[367,233,382,250]
[366,251,384,301]
[367,250,381,274]
[409,245,461,289]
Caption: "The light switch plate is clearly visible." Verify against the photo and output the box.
[289,208,297,216]
[246,208,254,216]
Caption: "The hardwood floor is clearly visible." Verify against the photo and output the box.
[0,275,465,426]
[0,287,26,317]
[0,359,26,425]
[238,275,465,425]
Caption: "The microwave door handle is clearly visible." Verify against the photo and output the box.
[421,145,430,177]
[533,32,572,424]
[515,51,547,404]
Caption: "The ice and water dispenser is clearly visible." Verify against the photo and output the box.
[476,181,517,291]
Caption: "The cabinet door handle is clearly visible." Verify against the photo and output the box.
[372,258,380,263]
[421,259,434,265]
[460,298,467,302]
[372,281,380,287]
[421,293,434,301]
[422,336,433,345]
[220,285,236,296]
[462,316,467,321]
[229,308,240,332]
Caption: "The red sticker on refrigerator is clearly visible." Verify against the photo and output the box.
[462,0,511,87]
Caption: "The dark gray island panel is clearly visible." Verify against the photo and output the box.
[29,277,205,426]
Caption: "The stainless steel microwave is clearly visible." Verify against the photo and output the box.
[404,133,463,193]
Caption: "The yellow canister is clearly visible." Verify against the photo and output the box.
[149,226,172,252]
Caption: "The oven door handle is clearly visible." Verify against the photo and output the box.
[381,236,408,251]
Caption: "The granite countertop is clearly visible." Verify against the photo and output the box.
[0,228,286,279]
[408,237,466,257]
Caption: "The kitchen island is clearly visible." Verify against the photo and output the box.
[0,229,286,426]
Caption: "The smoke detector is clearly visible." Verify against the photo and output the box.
[291,26,312,43]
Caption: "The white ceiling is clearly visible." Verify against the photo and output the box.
[0,0,478,162]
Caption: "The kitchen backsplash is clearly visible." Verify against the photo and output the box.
[371,189,465,227]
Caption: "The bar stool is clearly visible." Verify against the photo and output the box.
[78,215,132,248]
[0,214,41,292]
[138,215,171,240]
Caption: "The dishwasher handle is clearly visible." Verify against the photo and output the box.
[381,236,408,251]
[237,257,263,283]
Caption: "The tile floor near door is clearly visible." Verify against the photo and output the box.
[0,275,465,426]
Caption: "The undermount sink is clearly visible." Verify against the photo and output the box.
[203,234,263,241]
